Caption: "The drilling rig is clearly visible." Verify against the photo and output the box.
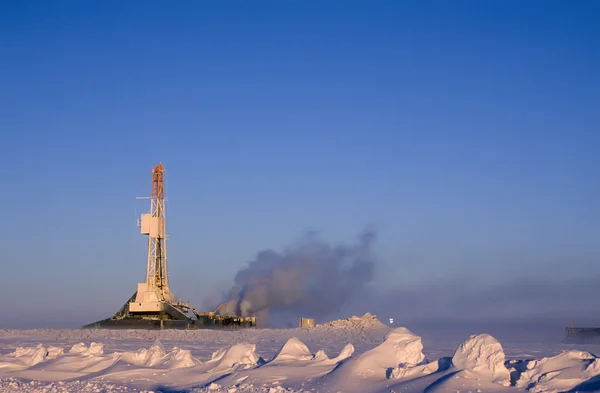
[565,323,600,342]
[84,163,256,330]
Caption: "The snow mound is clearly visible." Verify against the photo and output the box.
[0,344,68,375]
[210,347,228,363]
[120,347,151,366]
[318,312,387,332]
[333,343,355,362]
[46,346,64,359]
[207,343,262,372]
[350,327,426,378]
[69,342,104,356]
[8,344,50,366]
[383,327,426,366]
[163,346,199,369]
[584,355,600,376]
[311,343,355,365]
[312,349,328,361]
[120,340,166,367]
[144,339,167,367]
[271,337,313,363]
[452,333,510,386]
[517,350,599,393]
[120,340,199,369]
[390,358,447,380]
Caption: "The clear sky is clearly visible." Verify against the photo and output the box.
[0,1,599,329]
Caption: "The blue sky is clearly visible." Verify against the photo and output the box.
[0,1,599,328]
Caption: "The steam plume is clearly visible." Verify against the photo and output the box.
[219,229,377,326]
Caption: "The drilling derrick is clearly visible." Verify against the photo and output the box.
[129,163,175,314]
[83,163,256,330]
[148,163,169,293]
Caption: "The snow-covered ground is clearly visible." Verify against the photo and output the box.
[1,314,599,393]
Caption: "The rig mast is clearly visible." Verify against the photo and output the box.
[83,163,256,329]
[145,164,170,298]
[130,163,175,314]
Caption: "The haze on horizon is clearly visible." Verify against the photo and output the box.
[0,1,598,338]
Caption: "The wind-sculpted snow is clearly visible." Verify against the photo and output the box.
[310,342,355,365]
[2,344,53,368]
[120,339,200,368]
[335,342,355,359]
[206,343,262,372]
[516,349,600,393]
[69,342,103,356]
[2,321,600,393]
[316,326,442,392]
[346,327,427,379]
[270,337,313,363]
[451,333,511,386]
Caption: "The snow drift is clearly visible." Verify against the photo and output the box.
[121,340,199,369]
[69,342,104,356]
[351,327,427,378]
[206,343,262,372]
[270,337,313,363]
[312,342,355,365]
[2,326,600,393]
[516,349,600,393]
[4,344,52,368]
[451,333,511,386]
[317,325,430,392]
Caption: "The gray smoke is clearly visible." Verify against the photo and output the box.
[220,229,377,327]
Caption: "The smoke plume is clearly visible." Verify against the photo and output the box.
[219,229,377,327]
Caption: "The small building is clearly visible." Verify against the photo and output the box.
[299,317,315,328]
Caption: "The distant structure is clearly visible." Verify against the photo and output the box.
[299,317,315,328]
[565,323,600,342]
[84,163,256,330]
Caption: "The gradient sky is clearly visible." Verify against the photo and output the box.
[0,1,599,329]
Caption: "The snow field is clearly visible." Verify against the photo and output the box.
[1,314,599,393]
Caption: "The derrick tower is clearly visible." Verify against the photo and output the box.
[130,163,175,313]
[145,164,170,298]
[82,163,257,329]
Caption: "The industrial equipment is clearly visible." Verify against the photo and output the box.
[83,163,256,330]
[564,322,600,342]
[299,318,315,328]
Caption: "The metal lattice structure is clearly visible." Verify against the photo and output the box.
[146,164,169,297]
[83,163,257,330]
[130,163,174,312]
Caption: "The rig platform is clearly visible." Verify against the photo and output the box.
[564,325,600,342]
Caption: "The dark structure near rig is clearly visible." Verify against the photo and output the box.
[564,324,600,342]
[83,164,256,330]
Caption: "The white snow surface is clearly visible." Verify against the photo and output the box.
[206,343,262,372]
[516,349,600,393]
[344,327,427,379]
[0,314,599,393]
[452,333,511,386]
[270,338,313,363]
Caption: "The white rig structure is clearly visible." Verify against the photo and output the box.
[130,163,175,314]
[84,163,256,330]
